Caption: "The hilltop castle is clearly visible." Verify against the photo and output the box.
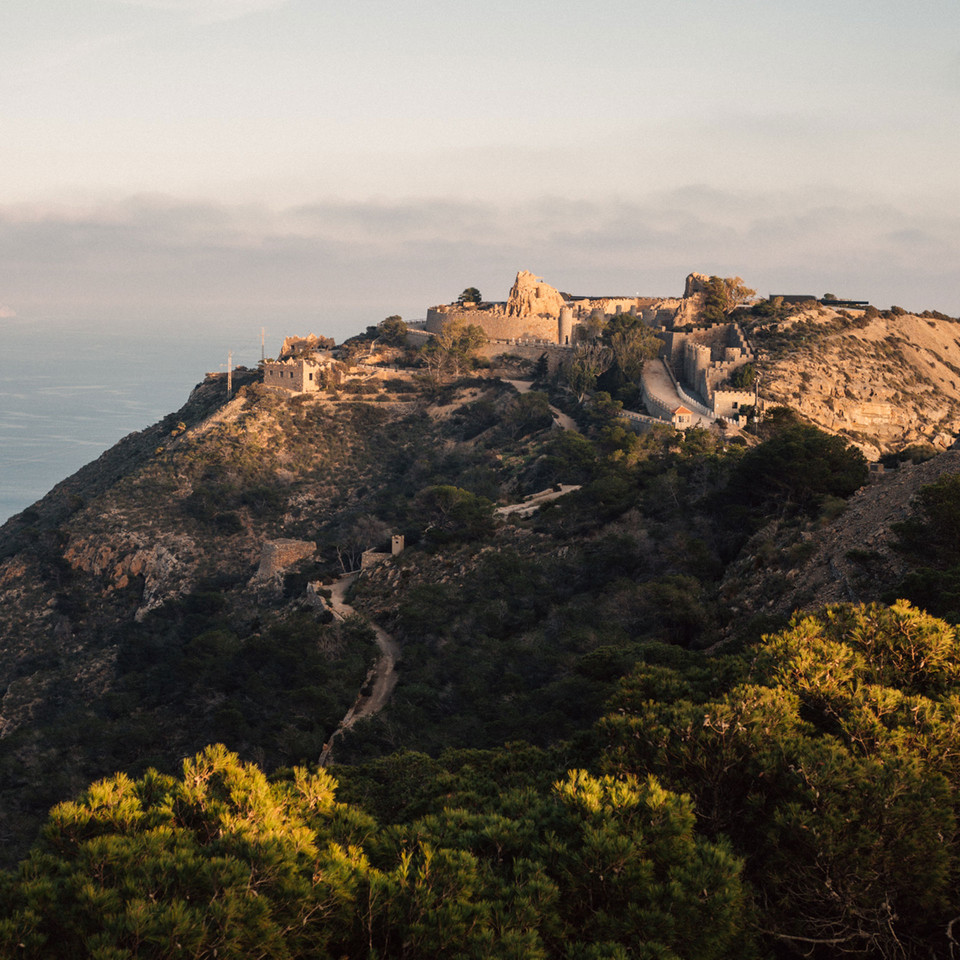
[426,270,757,423]
[261,270,759,429]
[426,270,653,346]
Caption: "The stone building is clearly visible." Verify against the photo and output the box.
[262,356,334,393]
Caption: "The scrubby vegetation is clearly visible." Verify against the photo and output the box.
[3,356,960,957]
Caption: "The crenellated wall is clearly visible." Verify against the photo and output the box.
[665,322,754,404]
[712,389,755,419]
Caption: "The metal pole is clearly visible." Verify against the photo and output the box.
[227,350,233,400]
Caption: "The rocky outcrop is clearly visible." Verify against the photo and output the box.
[63,532,197,620]
[506,270,566,319]
[719,449,960,631]
[683,272,711,297]
[753,307,960,455]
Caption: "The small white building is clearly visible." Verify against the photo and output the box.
[672,405,694,428]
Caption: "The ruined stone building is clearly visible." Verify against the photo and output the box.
[261,356,335,393]
[426,269,757,423]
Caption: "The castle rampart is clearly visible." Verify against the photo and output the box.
[662,322,754,405]
[426,303,564,342]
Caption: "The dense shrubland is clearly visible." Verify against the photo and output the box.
[6,601,960,957]
[4,364,960,956]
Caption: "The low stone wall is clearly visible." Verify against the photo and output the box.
[479,342,571,373]
[621,408,672,435]
[404,329,432,346]
[641,374,680,422]
[660,360,716,422]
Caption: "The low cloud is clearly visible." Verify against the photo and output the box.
[105,0,290,24]
[0,189,956,340]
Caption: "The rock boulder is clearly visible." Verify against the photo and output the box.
[506,271,566,318]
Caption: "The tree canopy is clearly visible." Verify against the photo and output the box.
[378,315,408,347]
[702,276,756,324]
[0,745,746,959]
[600,601,960,957]
[727,422,867,518]
[422,318,486,379]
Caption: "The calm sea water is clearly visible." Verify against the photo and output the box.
[0,320,263,525]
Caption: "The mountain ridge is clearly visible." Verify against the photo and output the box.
[3,304,960,956]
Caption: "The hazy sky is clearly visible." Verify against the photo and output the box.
[1,0,958,340]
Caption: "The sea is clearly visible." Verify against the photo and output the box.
[0,318,266,526]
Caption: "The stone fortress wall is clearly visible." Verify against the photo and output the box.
[424,269,758,426]
[650,275,757,418]
[425,271,648,346]
[264,270,759,428]
[426,303,565,343]
[660,323,754,401]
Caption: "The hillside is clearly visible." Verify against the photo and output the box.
[746,302,960,455]
[3,324,960,956]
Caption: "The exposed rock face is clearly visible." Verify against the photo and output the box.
[506,271,566,319]
[683,272,711,297]
[255,539,316,580]
[753,307,960,455]
[719,449,960,630]
[63,533,197,620]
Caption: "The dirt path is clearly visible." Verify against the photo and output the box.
[318,573,401,766]
[504,379,579,432]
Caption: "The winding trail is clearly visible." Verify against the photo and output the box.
[504,379,579,432]
[318,573,401,766]
[319,378,571,766]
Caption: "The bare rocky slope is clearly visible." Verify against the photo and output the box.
[0,368,568,859]
[719,448,960,631]
[746,304,960,456]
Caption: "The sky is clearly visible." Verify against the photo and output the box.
[0,0,958,344]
